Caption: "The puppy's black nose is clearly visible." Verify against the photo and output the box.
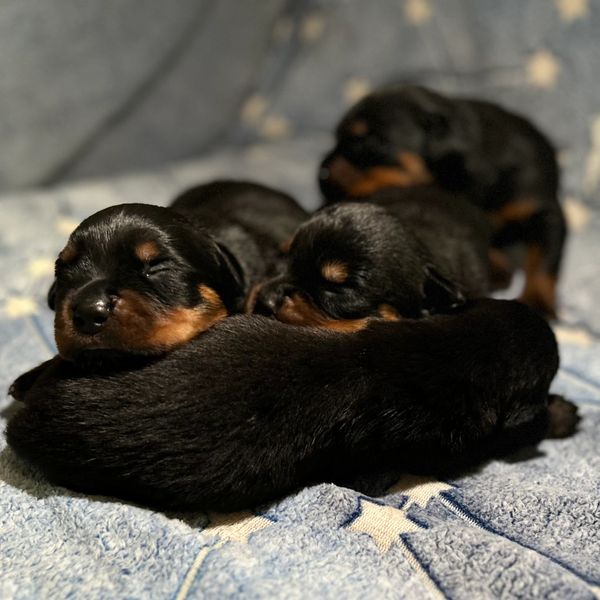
[71,284,115,335]
[254,280,294,316]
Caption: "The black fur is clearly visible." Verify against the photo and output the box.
[7,299,577,512]
[255,188,491,321]
[170,180,308,284]
[48,180,308,359]
[319,85,567,317]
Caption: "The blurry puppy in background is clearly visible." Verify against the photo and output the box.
[47,180,308,360]
[253,186,492,331]
[318,85,566,318]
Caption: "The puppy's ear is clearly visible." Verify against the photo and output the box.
[47,280,57,311]
[215,243,246,313]
[422,265,465,314]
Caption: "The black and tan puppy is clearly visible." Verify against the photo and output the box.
[319,85,567,318]
[7,299,578,512]
[254,188,491,330]
[47,181,307,359]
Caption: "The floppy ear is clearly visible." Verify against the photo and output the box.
[47,280,57,311]
[215,243,246,313]
[422,265,465,314]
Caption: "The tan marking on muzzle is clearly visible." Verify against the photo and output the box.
[346,152,433,197]
[275,294,369,333]
[377,304,401,321]
[54,284,228,358]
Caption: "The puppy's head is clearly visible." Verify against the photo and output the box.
[319,85,466,203]
[253,203,464,329]
[49,204,244,360]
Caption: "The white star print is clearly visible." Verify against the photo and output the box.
[27,258,55,279]
[347,498,422,553]
[526,50,561,89]
[387,475,454,509]
[4,296,38,318]
[205,511,273,544]
[556,0,589,22]
[343,77,372,105]
[404,0,433,25]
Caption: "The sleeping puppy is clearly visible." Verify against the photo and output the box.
[47,181,308,360]
[318,85,567,318]
[170,180,308,283]
[7,299,578,512]
[253,189,491,329]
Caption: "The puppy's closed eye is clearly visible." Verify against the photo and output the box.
[142,258,172,278]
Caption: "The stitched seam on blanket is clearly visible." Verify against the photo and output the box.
[439,493,600,588]
[173,541,224,600]
[398,537,448,600]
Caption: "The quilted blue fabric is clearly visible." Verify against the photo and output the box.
[2,0,600,598]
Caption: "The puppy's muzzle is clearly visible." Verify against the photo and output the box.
[253,277,296,316]
[70,280,118,336]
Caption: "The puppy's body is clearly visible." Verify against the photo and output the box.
[319,85,566,317]
[369,186,492,298]
[171,180,308,283]
[8,300,576,512]
[255,192,490,327]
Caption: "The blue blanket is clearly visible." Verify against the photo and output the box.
[1,150,599,599]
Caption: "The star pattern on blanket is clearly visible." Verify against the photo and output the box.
[27,257,55,279]
[387,475,454,509]
[55,218,80,236]
[205,511,273,544]
[404,0,433,25]
[526,50,561,89]
[4,296,38,318]
[347,498,423,553]
[343,77,372,105]
[556,0,589,22]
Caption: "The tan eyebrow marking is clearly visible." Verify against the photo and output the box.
[321,261,349,284]
[349,119,369,136]
[135,240,161,262]
[58,242,77,263]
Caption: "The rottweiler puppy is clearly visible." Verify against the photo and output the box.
[253,188,492,329]
[7,299,578,512]
[318,85,567,318]
[47,180,308,360]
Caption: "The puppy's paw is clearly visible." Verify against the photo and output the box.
[546,394,580,439]
[8,358,61,403]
